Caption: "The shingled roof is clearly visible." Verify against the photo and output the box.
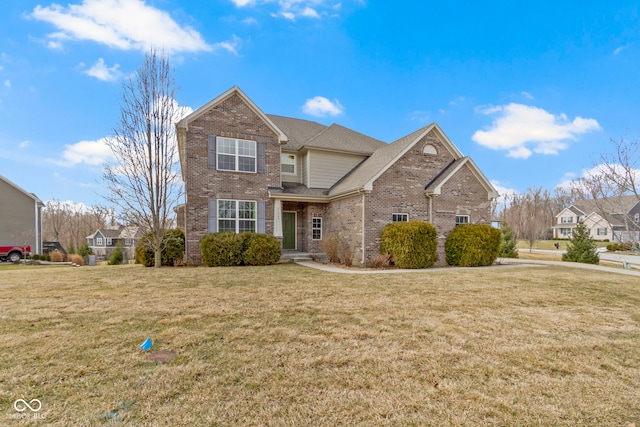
[267,114,385,155]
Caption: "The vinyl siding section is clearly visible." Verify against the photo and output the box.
[0,178,41,252]
[308,150,366,189]
[281,151,301,183]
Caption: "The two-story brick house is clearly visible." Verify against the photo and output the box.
[176,86,498,266]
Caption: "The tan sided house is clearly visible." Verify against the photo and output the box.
[176,86,498,265]
[0,174,44,254]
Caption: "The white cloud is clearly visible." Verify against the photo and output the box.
[3,80,10,88]
[19,140,30,149]
[30,0,211,54]
[54,138,115,167]
[472,103,601,159]
[521,91,534,100]
[557,163,640,192]
[232,0,350,20]
[301,7,320,18]
[613,44,630,55]
[212,35,241,56]
[84,58,122,81]
[302,96,344,117]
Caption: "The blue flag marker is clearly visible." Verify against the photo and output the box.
[140,337,153,351]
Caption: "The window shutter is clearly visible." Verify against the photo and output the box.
[257,142,266,173]
[208,199,218,233]
[208,135,217,169]
[257,200,265,234]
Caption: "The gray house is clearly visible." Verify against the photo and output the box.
[0,174,44,254]
[86,225,145,261]
[176,86,498,266]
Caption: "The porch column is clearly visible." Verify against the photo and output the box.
[273,199,283,238]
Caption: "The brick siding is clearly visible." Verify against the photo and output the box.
[183,93,281,264]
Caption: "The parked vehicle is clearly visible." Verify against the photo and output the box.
[0,245,31,262]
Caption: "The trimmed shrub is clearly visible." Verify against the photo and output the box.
[68,254,84,266]
[242,233,282,266]
[163,229,186,266]
[562,222,599,264]
[606,243,619,252]
[498,222,519,258]
[78,243,93,257]
[200,232,244,267]
[380,220,438,269]
[135,229,186,267]
[50,251,64,262]
[445,224,501,267]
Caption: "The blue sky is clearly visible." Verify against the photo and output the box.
[2,0,639,208]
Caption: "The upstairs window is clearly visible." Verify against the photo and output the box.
[217,137,256,173]
[96,237,103,246]
[561,216,573,223]
[635,213,640,223]
[455,215,469,225]
[392,213,408,222]
[597,228,608,235]
[106,238,113,246]
[281,154,296,175]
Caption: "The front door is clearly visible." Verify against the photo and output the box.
[282,211,296,250]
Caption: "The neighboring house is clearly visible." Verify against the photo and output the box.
[86,225,145,261]
[0,174,44,254]
[553,195,640,241]
[176,86,498,266]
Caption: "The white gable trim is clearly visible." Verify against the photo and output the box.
[427,157,499,200]
[177,86,288,144]
[363,123,464,191]
[0,174,43,204]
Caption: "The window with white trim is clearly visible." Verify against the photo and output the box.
[106,238,113,246]
[217,137,256,172]
[635,213,640,223]
[455,215,470,225]
[218,200,257,233]
[312,217,322,240]
[281,153,296,175]
[560,228,571,237]
[96,237,103,246]
[597,227,608,236]
[561,216,573,224]
[392,213,408,222]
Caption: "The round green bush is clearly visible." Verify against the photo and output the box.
[445,224,501,267]
[242,233,282,266]
[199,231,245,267]
[135,229,185,267]
[380,220,438,269]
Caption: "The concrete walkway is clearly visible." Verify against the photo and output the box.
[295,258,640,277]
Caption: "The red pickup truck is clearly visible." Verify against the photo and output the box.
[0,245,31,262]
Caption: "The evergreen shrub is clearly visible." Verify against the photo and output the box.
[562,222,599,264]
[242,233,282,266]
[199,232,245,267]
[380,220,438,269]
[445,224,501,267]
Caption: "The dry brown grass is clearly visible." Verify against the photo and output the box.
[1,263,639,426]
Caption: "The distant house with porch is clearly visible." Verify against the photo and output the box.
[86,225,145,261]
[553,195,640,242]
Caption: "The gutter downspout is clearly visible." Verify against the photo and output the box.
[361,191,366,265]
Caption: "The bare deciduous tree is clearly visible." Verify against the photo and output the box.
[42,200,109,251]
[103,49,183,267]
[503,187,554,252]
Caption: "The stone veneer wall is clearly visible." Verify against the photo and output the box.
[183,93,281,265]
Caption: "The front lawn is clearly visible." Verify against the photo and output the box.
[1,264,639,426]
